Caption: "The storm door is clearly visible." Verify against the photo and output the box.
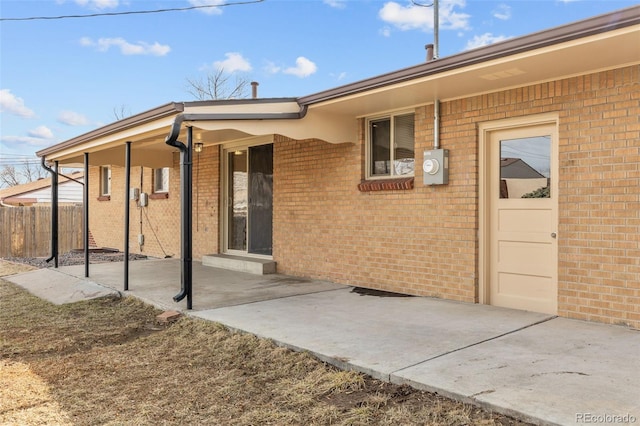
[225,144,273,256]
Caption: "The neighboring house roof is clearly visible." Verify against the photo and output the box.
[500,158,546,179]
[0,172,84,206]
[36,6,640,166]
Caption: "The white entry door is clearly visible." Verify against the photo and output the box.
[486,122,558,314]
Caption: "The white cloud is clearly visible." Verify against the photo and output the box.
[323,0,346,9]
[188,0,225,15]
[0,135,54,147]
[58,110,90,126]
[28,126,54,139]
[492,4,511,20]
[465,33,510,50]
[263,61,281,74]
[283,57,317,78]
[379,0,470,33]
[0,89,35,118]
[213,52,252,73]
[73,0,119,9]
[380,27,392,37]
[80,37,171,56]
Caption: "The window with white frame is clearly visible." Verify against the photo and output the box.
[99,166,111,196]
[367,112,415,178]
[153,167,170,193]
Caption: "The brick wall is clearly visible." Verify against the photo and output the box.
[272,120,479,302]
[556,66,639,328]
[88,145,219,260]
[274,65,639,328]
[87,65,638,329]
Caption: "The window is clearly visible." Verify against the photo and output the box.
[367,112,415,178]
[153,167,169,193]
[499,136,550,199]
[99,166,111,196]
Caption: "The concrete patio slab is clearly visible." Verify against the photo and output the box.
[53,259,345,311]
[5,268,119,305]
[194,288,552,381]
[5,258,639,426]
[392,317,640,425]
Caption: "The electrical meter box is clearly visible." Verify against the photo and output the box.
[129,188,140,201]
[423,149,449,185]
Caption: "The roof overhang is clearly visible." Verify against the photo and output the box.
[37,6,639,167]
[38,98,358,167]
[300,5,640,117]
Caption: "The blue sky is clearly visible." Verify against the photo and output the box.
[1,0,637,166]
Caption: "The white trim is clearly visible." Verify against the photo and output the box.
[153,167,170,193]
[99,166,111,196]
[219,138,275,259]
[365,110,416,180]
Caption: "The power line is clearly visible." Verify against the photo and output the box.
[0,0,264,22]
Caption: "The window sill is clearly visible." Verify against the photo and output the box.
[97,195,111,201]
[150,192,169,200]
[358,177,414,192]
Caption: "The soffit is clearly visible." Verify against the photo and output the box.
[307,26,639,117]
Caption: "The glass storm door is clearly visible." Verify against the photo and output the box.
[226,144,273,255]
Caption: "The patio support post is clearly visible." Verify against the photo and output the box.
[84,152,89,278]
[41,157,59,268]
[124,141,131,291]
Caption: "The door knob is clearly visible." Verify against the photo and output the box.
[551,232,557,238]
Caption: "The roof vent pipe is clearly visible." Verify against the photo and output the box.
[425,44,434,62]
[251,81,259,99]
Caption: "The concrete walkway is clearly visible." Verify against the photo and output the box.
[5,259,639,426]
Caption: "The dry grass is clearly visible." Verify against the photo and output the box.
[0,261,532,426]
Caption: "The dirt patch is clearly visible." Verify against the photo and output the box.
[0,279,532,426]
[2,250,148,270]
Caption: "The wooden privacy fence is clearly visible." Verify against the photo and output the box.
[0,206,83,258]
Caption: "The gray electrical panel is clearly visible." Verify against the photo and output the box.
[423,149,449,185]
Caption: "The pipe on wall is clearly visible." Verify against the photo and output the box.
[40,157,59,268]
[434,99,440,150]
[165,126,193,309]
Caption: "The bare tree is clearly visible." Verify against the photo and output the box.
[0,160,47,188]
[186,67,250,100]
[0,165,21,188]
[113,104,131,120]
[21,160,47,182]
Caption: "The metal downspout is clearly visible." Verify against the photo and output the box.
[165,125,192,308]
[124,141,131,291]
[41,157,59,267]
[163,105,308,309]
[83,152,89,278]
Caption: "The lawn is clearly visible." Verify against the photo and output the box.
[0,260,531,425]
